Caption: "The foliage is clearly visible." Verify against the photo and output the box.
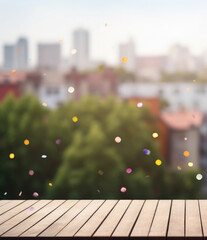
[0,94,202,199]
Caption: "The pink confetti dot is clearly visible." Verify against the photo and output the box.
[121,187,127,192]
[56,139,61,144]
[115,136,121,143]
[29,206,34,211]
[29,170,34,176]
[137,102,143,108]
[126,168,132,174]
[33,192,39,198]
[19,191,22,197]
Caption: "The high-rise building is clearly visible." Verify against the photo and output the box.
[38,43,61,70]
[4,45,15,69]
[72,28,89,71]
[16,38,28,70]
[119,39,137,72]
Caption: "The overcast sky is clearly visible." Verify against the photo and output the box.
[1,0,207,66]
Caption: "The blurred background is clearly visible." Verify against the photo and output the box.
[1,0,207,199]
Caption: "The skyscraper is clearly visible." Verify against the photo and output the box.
[16,38,28,70]
[38,43,61,70]
[72,28,89,71]
[119,39,137,72]
[4,45,15,69]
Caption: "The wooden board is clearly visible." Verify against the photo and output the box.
[0,200,11,207]
[4,200,64,237]
[0,200,24,215]
[149,200,171,238]
[57,200,105,237]
[75,200,117,237]
[40,200,91,237]
[93,200,131,237]
[0,200,50,235]
[199,200,207,237]
[185,200,203,238]
[130,200,158,238]
[112,200,144,238]
[168,200,185,238]
[22,200,78,237]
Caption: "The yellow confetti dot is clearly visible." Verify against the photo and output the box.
[72,116,78,122]
[188,162,193,167]
[177,165,182,170]
[193,80,196,83]
[184,151,190,157]
[9,153,15,159]
[186,88,191,91]
[122,57,128,63]
[152,132,159,138]
[42,102,47,107]
[155,159,162,166]
[49,183,52,187]
[24,139,30,145]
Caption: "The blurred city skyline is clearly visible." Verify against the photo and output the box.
[1,0,207,66]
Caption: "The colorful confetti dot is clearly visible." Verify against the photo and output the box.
[42,102,47,107]
[121,187,126,192]
[193,80,196,83]
[137,102,143,108]
[29,206,34,211]
[155,159,162,166]
[184,151,190,157]
[49,183,52,187]
[188,162,193,167]
[184,137,187,141]
[19,191,22,197]
[4,192,7,195]
[143,149,151,155]
[126,168,132,174]
[71,48,77,55]
[59,39,63,42]
[33,192,39,198]
[115,136,121,143]
[72,116,78,122]
[177,165,182,170]
[24,139,29,145]
[17,48,19,52]
[105,23,107,27]
[152,132,159,138]
[9,153,15,159]
[29,170,34,176]
[122,57,128,63]
[186,88,191,91]
[68,87,75,93]
[56,139,61,144]
[41,155,47,158]
[12,70,16,74]
[98,170,104,175]
[196,174,203,180]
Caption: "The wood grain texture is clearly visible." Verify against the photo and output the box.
[131,200,158,237]
[0,200,50,236]
[0,200,24,215]
[149,200,171,238]
[75,200,117,237]
[186,200,203,238]
[57,200,104,237]
[40,200,91,237]
[0,200,11,207]
[93,200,131,237]
[199,200,207,237]
[168,200,185,238]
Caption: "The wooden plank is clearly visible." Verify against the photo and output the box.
[0,200,11,207]
[167,200,185,238]
[4,200,64,237]
[186,200,203,238]
[39,200,91,237]
[57,200,105,237]
[22,200,78,237]
[0,200,50,236]
[0,200,37,225]
[149,200,171,238]
[93,200,131,237]
[112,200,144,238]
[75,200,117,237]
[130,200,158,238]
[0,200,24,215]
[199,200,207,237]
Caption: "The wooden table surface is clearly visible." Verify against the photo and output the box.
[0,199,206,239]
